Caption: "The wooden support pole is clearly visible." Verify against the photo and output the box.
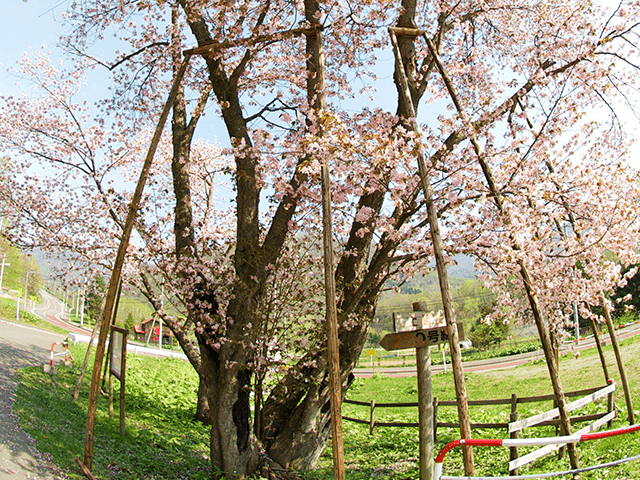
[306,10,346,477]
[119,330,128,436]
[509,393,519,476]
[432,397,439,443]
[108,373,114,420]
[82,52,192,471]
[321,160,345,480]
[73,306,102,402]
[102,279,123,392]
[370,400,376,435]
[389,28,474,476]
[601,298,634,424]
[417,28,580,472]
[589,316,610,381]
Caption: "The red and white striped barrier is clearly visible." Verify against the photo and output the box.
[50,341,69,367]
[435,423,640,479]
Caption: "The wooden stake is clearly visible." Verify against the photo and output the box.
[82,52,192,471]
[601,298,634,424]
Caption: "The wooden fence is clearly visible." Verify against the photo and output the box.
[344,384,615,473]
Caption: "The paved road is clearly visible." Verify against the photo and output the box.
[33,290,89,335]
[0,320,68,479]
[355,321,640,378]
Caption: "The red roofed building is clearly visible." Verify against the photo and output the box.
[138,318,174,345]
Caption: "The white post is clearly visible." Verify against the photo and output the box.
[80,283,86,327]
[0,254,9,295]
[16,297,20,322]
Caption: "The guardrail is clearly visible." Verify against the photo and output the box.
[434,423,640,479]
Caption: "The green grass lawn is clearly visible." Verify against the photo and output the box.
[13,345,210,479]
[11,334,640,479]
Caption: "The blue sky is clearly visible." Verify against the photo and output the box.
[0,1,69,95]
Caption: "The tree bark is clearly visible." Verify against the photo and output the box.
[198,314,260,476]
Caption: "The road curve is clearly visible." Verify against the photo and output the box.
[31,290,90,335]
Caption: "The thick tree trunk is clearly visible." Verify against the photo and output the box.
[261,305,370,469]
[198,308,260,476]
[195,374,211,424]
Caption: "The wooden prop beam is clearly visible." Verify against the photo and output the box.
[416,28,579,471]
[389,27,474,476]
[82,52,193,470]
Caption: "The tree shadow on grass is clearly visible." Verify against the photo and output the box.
[10,347,211,479]
[0,336,67,478]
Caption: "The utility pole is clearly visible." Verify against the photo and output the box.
[23,271,36,305]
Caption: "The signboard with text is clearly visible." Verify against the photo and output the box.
[109,326,128,380]
[379,322,464,351]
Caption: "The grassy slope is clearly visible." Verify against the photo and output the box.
[0,297,70,335]
[13,345,210,480]
[317,334,640,479]
[11,334,640,479]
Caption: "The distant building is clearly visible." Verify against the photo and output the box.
[138,317,174,345]
[133,325,146,342]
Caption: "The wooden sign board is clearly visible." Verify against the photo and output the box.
[379,322,464,351]
[109,326,128,380]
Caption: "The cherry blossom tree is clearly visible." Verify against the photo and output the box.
[2,0,640,477]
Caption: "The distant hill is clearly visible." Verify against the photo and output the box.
[386,254,478,293]
[447,254,477,279]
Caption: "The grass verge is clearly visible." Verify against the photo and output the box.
[312,333,640,480]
